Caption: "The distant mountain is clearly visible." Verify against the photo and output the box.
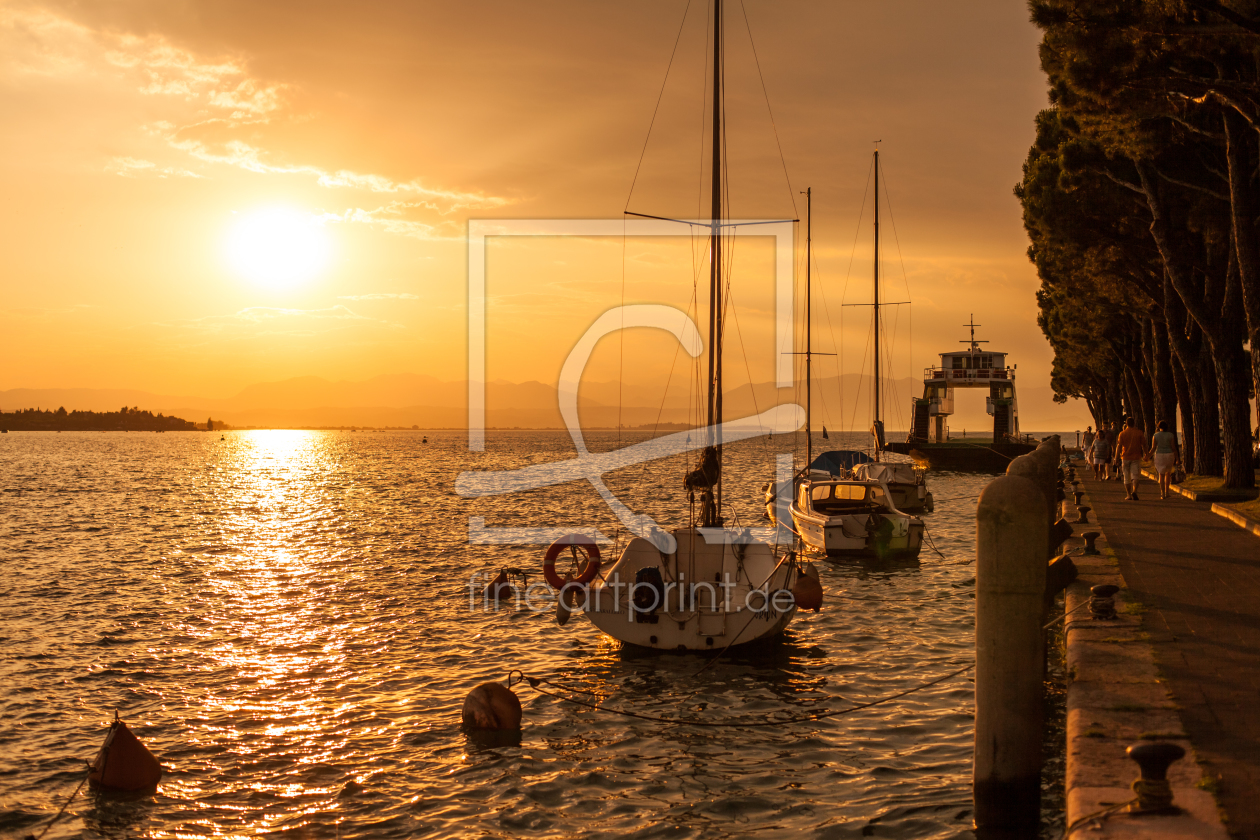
[0,371,1090,430]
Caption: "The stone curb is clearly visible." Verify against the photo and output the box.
[1209,502,1260,538]
[1060,484,1228,839]
[1139,468,1260,540]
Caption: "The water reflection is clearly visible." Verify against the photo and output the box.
[0,429,1000,839]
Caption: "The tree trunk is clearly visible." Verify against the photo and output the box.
[1134,353,1157,434]
[1165,274,1202,472]
[1170,340,1196,472]
[1197,340,1224,477]
[1136,160,1243,484]
[1147,315,1177,432]
[1123,366,1141,427]
[1223,109,1260,435]
[1214,251,1256,488]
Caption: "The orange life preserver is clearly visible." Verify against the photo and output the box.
[543,534,601,589]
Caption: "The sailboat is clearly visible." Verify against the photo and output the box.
[548,0,804,651]
[788,151,926,560]
[848,148,932,513]
[761,187,862,523]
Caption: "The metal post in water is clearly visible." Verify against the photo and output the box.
[974,474,1048,832]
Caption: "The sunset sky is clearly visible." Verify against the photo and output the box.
[0,1,1076,424]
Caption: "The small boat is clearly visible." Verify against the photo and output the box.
[764,449,872,523]
[790,477,925,559]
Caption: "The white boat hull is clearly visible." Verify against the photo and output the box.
[581,528,798,651]
[789,478,925,560]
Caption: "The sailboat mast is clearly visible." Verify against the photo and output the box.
[804,186,812,471]
[708,0,724,521]
[872,148,881,462]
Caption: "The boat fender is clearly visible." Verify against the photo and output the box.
[924,492,935,513]
[542,534,601,590]
[461,682,522,731]
[88,715,162,791]
[791,573,823,613]
[556,575,583,627]
[632,566,664,622]
[802,560,820,581]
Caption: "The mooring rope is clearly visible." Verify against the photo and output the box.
[1061,797,1139,837]
[508,662,974,728]
[25,768,89,840]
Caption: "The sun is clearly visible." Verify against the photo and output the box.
[225,207,331,290]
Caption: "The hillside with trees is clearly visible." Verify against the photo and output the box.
[1017,0,1260,488]
[0,406,199,431]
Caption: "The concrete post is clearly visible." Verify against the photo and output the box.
[1007,435,1062,554]
[974,474,1048,832]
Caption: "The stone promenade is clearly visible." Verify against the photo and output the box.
[1084,467,1260,838]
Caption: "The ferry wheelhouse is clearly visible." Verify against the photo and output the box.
[909,318,1020,444]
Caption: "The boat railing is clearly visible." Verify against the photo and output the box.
[924,367,1012,382]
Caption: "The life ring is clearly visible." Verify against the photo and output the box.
[543,534,601,589]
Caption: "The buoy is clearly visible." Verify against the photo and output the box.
[461,682,522,731]
[791,561,823,613]
[88,715,162,791]
[482,570,513,603]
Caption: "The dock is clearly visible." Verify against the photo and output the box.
[1064,467,1260,837]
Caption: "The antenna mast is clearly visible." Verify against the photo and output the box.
[706,0,723,526]
[873,146,881,462]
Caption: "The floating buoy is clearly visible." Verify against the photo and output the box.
[88,715,162,791]
[461,682,522,731]
[482,570,513,603]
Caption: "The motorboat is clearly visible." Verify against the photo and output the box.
[790,477,925,559]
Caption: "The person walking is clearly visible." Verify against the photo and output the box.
[1116,416,1148,500]
[1090,427,1111,480]
[1082,426,1095,467]
[1147,420,1181,500]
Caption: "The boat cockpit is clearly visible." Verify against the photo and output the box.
[799,481,895,517]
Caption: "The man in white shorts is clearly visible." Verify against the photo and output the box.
[1115,416,1147,501]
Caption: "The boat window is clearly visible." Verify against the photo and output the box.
[870,487,890,506]
[951,356,963,369]
[833,485,867,500]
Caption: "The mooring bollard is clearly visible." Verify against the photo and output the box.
[974,474,1048,832]
[1089,584,1119,619]
[1075,505,1092,524]
[1127,742,1185,812]
[1080,531,1101,555]
[1073,490,1085,505]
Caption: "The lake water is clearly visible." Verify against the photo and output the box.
[0,429,1057,839]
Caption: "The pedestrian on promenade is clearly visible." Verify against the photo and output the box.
[1147,420,1181,500]
[1082,425,1095,462]
[1090,427,1112,480]
[1116,416,1148,500]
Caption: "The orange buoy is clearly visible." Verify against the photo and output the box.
[88,716,162,791]
[791,569,824,613]
[461,682,522,731]
[482,570,513,603]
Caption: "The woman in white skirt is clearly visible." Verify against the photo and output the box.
[1147,420,1180,500]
